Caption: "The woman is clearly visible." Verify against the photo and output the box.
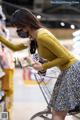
[0,8,80,120]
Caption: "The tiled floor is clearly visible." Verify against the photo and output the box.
[12,68,80,120]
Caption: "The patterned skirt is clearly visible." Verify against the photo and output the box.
[49,61,80,112]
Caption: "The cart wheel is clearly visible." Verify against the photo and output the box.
[30,109,52,120]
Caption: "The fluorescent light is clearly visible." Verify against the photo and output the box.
[37,15,41,19]
[70,24,75,29]
[60,22,65,26]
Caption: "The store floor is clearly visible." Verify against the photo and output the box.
[12,68,79,120]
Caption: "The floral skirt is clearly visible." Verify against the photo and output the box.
[49,61,80,112]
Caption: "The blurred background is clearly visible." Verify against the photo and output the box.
[1,0,80,28]
[1,0,80,39]
[0,0,80,120]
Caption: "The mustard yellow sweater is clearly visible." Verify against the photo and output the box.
[36,28,77,70]
[0,28,77,71]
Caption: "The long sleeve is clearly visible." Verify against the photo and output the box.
[0,36,28,51]
[37,33,74,70]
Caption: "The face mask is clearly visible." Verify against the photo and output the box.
[16,29,29,38]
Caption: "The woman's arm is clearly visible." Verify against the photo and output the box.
[0,36,28,51]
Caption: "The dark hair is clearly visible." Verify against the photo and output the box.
[0,14,2,20]
[30,39,37,54]
[11,8,42,29]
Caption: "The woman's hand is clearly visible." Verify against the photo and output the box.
[32,61,43,71]
[24,56,44,71]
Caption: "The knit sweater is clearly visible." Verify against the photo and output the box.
[0,28,77,70]
[0,36,27,51]
[36,28,77,70]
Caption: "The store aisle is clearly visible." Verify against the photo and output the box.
[12,68,79,120]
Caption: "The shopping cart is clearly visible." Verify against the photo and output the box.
[19,57,59,120]
[29,67,58,120]
[29,67,80,120]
